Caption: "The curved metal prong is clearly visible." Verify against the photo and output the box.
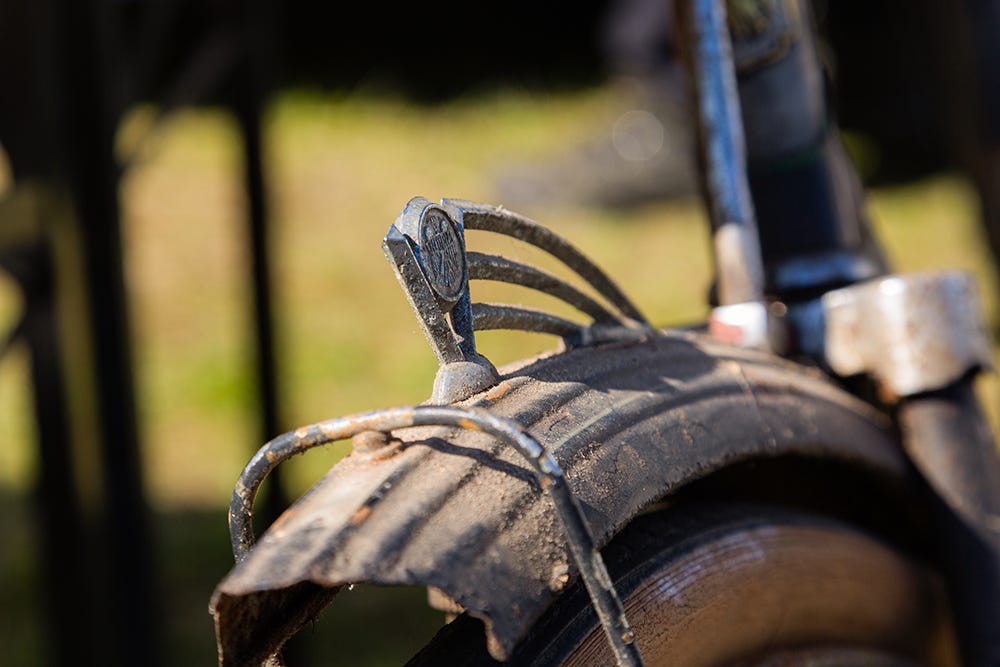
[467,251,620,324]
[471,302,583,340]
[447,199,648,325]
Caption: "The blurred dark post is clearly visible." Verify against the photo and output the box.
[46,0,163,664]
[22,247,96,666]
[236,0,289,525]
[3,233,99,667]
[237,2,312,662]
[915,0,1000,274]
[0,0,163,665]
[233,1,304,662]
[954,1,1000,276]
[0,3,99,665]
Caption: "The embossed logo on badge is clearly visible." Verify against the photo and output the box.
[418,207,465,305]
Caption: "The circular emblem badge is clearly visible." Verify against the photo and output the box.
[418,207,466,305]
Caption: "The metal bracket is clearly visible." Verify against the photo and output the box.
[823,271,994,399]
[383,198,500,404]
[384,198,652,404]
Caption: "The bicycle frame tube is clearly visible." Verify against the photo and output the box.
[683,0,766,307]
[679,0,886,303]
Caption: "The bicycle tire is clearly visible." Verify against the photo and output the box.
[407,504,955,666]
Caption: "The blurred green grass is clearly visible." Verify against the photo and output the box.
[1,86,998,665]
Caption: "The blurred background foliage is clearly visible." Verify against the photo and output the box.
[1,86,998,664]
[2,1,1000,664]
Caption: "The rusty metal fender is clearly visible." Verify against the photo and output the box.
[210,332,910,666]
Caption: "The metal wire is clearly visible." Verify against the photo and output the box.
[229,405,645,667]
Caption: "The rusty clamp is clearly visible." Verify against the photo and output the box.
[823,271,994,399]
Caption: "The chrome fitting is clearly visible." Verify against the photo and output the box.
[709,300,769,349]
[823,271,994,399]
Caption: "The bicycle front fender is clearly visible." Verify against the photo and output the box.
[211,332,911,667]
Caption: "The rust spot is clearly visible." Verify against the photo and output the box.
[484,381,513,402]
[549,562,570,590]
[294,426,310,439]
[352,430,390,454]
[265,451,277,462]
[351,431,403,461]
[709,317,745,345]
[876,382,899,404]
[370,439,403,461]
[458,417,482,432]
[350,505,373,526]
